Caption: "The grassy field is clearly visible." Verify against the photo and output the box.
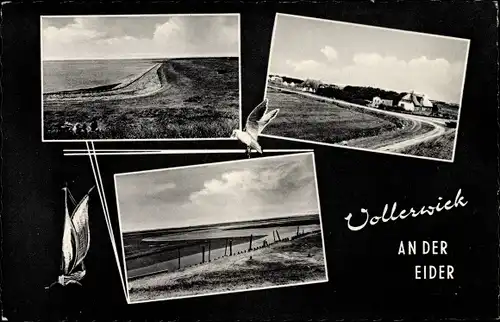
[400,130,456,159]
[43,58,240,140]
[128,231,326,302]
[341,118,435,150]
[264,87,402,144]
[432,101,460,119]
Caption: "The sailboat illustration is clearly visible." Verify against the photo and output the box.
[46,185,95,289]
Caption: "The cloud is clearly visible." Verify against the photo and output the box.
[353,52,385,66]
[340,53,462,101]
[152,18,183,42]
[320,45,338,61]
[43,18,106,45]
[189,170,256,209]
[286,59,324,75]
[42,16,239,60]
[115,174,177,205]
[186,156,318,223]
[115,154,319,231]
[157,182,177,190]
[217,20,239,47]
[284,46,338,78]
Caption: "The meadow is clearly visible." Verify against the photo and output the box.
[400,130,456,159]
[264,87,403,144]
[43,58,240,140]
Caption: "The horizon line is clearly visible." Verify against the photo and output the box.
[42,55,239,61]
[121,212,321,234]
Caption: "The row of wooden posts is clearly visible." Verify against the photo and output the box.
[176,226,307,270]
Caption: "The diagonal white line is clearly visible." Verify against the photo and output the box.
[86,141,128,299]
[113,174,132,301]
[90,142,128,295]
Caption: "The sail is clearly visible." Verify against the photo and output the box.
[61,188,77,274]
[69,193,91,273]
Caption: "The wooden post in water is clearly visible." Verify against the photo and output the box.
[224,238,228,256]
[208,240,211,262]
[229,240,233,256]
[297,226,300,236]
[177,247,181,269]
[202,245,205,263]
[248,234,253,251]
[276,230,281,241]
[273,231,276,242]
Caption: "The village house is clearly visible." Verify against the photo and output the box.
[397,91,433,112]
[371,97,393,108]
[268,76,283,84]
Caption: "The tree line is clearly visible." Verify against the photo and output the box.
[316,85,406,106]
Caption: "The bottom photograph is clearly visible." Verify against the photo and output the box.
[114,152,328,303]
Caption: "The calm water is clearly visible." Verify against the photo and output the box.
[127,224,321,279]
[43,59,157,93]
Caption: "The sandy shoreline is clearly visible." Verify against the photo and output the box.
[128,231,327,302]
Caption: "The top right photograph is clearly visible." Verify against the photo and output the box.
[264,13,470,162]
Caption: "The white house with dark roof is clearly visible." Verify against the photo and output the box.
[398,91,433,112]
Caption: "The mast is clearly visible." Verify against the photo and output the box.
[60,185,68,274]
[61,183,76,276]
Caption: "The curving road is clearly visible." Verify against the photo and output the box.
[267,86,454,152]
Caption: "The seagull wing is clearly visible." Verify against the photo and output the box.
[68,193,91,273]
[257,109,279,134]
[245,99,268,140]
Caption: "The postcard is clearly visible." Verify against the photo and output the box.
[1,2,498,321]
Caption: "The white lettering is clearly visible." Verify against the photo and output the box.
[346,189,467,232]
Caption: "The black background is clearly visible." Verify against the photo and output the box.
[1,1,498,321]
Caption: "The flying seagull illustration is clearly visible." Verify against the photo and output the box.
[231,98,279,158]
[46,185,94,289]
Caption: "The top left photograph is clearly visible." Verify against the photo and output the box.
[41,14,241,141]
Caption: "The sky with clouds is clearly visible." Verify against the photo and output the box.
[42,15,239,60]
[115,154,319,232]
[269,14,470,104]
